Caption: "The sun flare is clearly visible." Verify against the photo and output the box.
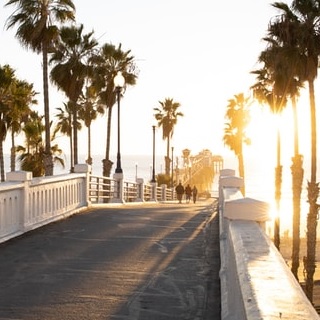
[243,101,310,238]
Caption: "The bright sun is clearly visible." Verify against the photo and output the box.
[243,100,312,237]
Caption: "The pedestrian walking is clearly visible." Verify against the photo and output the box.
[192,185,198,203]
[175,181,185,203]
[185,184,192,203]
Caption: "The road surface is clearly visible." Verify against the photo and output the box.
[0,198,220,320]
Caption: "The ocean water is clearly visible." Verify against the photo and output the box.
[9,153,168,183]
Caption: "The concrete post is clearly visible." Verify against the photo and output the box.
[113,172,124,203]
[6,171,33,232]
[150,181,157,201]
[74,164,92,206]
[136,178,144,202]
[161,184,167,201]
[219,175,244,209]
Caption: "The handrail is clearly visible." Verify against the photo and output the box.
[219,170,319,319]
[88,174,176,203]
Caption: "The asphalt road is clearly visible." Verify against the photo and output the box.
[0,198,220,320]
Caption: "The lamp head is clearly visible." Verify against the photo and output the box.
[114,71,125,88]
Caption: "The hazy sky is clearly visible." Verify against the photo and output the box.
[0,0,293,161]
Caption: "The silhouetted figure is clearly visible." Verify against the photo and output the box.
[192,186,198,203]
[185,184,192,203]
[175,182,185,204]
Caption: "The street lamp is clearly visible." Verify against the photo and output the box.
[151,125,156,182]
[135,162,138,180]
[114,71,125,174]
[171,146,174,188]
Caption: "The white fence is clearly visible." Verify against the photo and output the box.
[0,165,176,244]
[0,171,88,244]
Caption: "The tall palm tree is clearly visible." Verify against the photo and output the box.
[7,79,38,172]
[271,0,320,302]
[50,24,98,170]
[91,43,137,177]
[264,9,305,280]
[5,0,75,176]
[0,65,36,180]
[78,85,104,165]
[0,65,15,181]
[154,98,183,177]
[223,93,251,196]
[251,66,287,250]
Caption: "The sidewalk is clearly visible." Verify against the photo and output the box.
[0,199,221,320]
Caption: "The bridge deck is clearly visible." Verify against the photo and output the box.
[0,198,220,320]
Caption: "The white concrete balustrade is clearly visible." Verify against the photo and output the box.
[0,170,89,244]
[0,165,176,244]
[219,169,319,320]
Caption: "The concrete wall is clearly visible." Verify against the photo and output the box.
[219,170,319,319]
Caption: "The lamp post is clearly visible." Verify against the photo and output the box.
[114,71,125,174]
[135,163,138,180]
[151,125,156,182]
[171,146,174,188]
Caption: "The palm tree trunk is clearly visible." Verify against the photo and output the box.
[103,107,113,177]
[291,96,304,280]
[165,137,170,176]
[305,80,319,303]
[274,128,282,250]
[42,45,53,176]
[291,154,303,279]
[72,104,78,169]
[10,130,15,172]
[87,125,92,165]
[237,151,245,196]
[69,127,73,173]
[102,106,113,203]
[0,140,5,182]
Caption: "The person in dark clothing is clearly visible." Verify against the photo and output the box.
[175,182,184,203]
[192,185,198,203]
[185,184,192,203]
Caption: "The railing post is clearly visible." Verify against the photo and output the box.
[136,178,144,202]
[113,172,124,203]
[161,184,167,201]
[150,181,157,201]
[6,171,33,232]
[74,164,92,207]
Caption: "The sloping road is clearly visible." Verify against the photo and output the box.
[0,198,220,320]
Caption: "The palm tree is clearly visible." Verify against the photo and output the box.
[17,111,64,177]
[78,85,104,165]
[7,79,38,172]
[53,102,81,172]
[0,65,37,180]
[223,93,251,196]
[264,9,305,280]
[251,66,287,250]
[50,24,98,170]
[5,0,75,176]
[0,65,15,181]
[154,98,183,176]
[91,43,137,177]
[270,0,320,302]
